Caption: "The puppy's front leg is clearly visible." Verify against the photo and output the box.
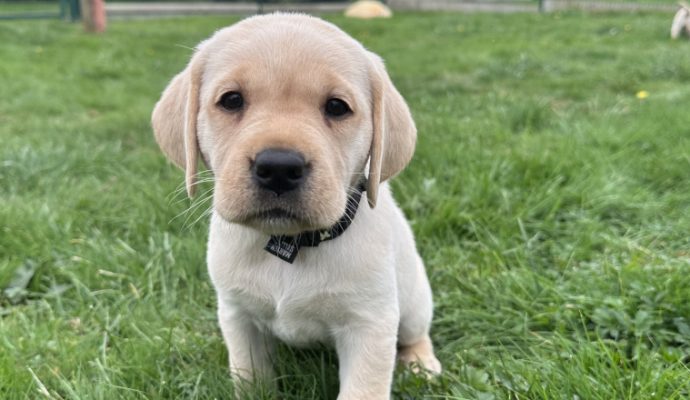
[335,325,397,400]
[218,305,275,386]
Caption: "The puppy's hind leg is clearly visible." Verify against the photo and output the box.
[398,334,441,375]
[397,259,442,375]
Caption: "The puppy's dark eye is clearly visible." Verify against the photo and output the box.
[219,91,244,111]
[324,98,351,118]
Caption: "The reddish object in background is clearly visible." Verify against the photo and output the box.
[81,0,107,33]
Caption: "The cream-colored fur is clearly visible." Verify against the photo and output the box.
[152,13,441,400]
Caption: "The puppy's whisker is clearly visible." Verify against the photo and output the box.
[174,43,196,52]
[165,170,216,206]
[187,205,215,229]
[181,205,213,230]
[166,180,190,205]
[194,178,216,185]
[170,187,215,228]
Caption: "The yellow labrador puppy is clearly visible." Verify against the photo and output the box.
[152,13,441,399]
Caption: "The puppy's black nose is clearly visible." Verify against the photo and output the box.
[252,149,308,195]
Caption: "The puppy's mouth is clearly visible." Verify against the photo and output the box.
[248,208,302,221]
[237,206,316,235]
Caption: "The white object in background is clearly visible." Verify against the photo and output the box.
[671,1,690,39]
[345,0,393,19]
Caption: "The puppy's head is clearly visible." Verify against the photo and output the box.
[152,13,416,235]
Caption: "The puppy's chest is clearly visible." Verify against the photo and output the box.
[221,267,352,346]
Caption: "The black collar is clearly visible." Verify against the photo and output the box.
[264,183,365,263]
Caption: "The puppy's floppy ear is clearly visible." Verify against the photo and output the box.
[366,53,417,208]
[151,47,206,198]
[367,53,417,208]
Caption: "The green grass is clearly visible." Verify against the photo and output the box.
[0,2,62,17]
[1,11,690,399]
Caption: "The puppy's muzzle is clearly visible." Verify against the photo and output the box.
[252,149,309,195]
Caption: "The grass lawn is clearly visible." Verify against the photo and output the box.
[0,2,63,12]
[1,10,690,399]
